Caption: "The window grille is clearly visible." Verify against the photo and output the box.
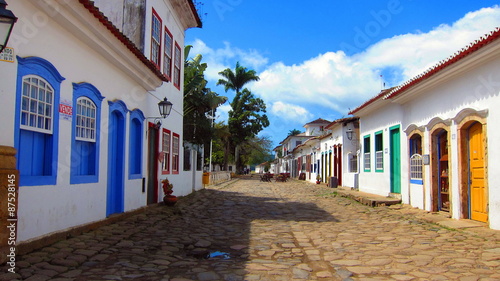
[75,97,96,142]
[349,154,358,173]
[410,154,423,180]
[20,76,54,133]
[364,152,371,171]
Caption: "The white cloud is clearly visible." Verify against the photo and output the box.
[359,6,500,80]
[189,39,268,82]
[270,101,313,124]
[254,6,500,115]
[188,6,500,125]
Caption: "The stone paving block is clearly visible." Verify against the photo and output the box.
[1,177,499,280]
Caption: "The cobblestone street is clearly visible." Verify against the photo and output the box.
[1,177,500,281]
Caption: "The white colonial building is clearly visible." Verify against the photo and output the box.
[0,0,201,245]
[350,28,500,229]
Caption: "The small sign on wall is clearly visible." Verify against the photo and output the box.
[59,99,73,121]
[0,47,14,63]
[423,154,430,165]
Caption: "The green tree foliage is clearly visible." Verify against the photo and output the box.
[288,129,302,136]
[183,46,227,145]
[217,61,260,93]
[228,89,270,144]
[240,136,274,166]
[217,62,269,173]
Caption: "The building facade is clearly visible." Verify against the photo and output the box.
[0,0,201,243]
[350,28,500,229]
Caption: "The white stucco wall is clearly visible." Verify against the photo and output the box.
[358,104,406,197]
[1,1,201,242]
[400,53,500,229]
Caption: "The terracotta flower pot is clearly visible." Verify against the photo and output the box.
[163,195,178,206]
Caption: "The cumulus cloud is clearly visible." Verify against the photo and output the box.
[270,101,313,124]
[188,6,500,126]
[359,6,500,81]
[254,6,500,118]
[189,39,268,82]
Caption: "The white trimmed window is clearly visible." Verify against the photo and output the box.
[151,9,162,67]
[410,154,423,180]
[162,129,171,174]
[172,133,179,173]
[349,153,358,173]
[75,97,96,142]
[173,43,181,88]
[375,131,383,171]
[20,76,54,134]
[363,135,371,171]
[164,28,173,78]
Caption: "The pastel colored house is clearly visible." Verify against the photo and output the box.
[278,118,330,178]
[350,28,500,229]
[0,0,201,245]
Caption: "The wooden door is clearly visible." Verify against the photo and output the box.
[469,123,487,222]
[390,127,401,193]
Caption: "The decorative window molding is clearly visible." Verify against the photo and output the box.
[15,56,65,186]
[71,83,104,184]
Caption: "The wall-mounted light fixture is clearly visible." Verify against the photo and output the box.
[158,97,173,118]
[147,97,173,129]
[346,128,355,141]
[0,0,18,54]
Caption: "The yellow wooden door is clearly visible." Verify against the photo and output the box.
[469,123,488,222]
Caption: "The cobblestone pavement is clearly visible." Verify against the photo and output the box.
[1,177,500,281]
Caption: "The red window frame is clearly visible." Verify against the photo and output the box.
[150,8,162,69]
[163,26,173,80]
[162,128,171,174]
[172,133,180,174]
[173,42,181,90]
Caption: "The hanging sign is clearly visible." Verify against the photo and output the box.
[0,47,14,63]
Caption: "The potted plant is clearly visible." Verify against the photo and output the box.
[162,178,178,206]
[316,175,321,184]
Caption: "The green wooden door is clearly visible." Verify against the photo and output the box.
[390,126,401,194]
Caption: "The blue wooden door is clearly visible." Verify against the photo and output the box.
[107,110,125,216]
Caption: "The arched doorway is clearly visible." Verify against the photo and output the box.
[430,128,449,212]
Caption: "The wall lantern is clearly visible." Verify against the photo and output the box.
[0,0,18,53]
[346,128,355,141]
[158,97,173,118]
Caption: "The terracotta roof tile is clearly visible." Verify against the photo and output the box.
[350,27,500,115]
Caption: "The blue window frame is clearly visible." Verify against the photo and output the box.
[129,109,145,179]
[15,57,65,186]
[70,83,104,184]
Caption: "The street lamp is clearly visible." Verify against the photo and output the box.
[0,0,18,54]
[158,97,173,118]
[346,128,355,141]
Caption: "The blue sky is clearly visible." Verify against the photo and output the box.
[185,0,500,147]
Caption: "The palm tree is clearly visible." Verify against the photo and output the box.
[217,62,260,94]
